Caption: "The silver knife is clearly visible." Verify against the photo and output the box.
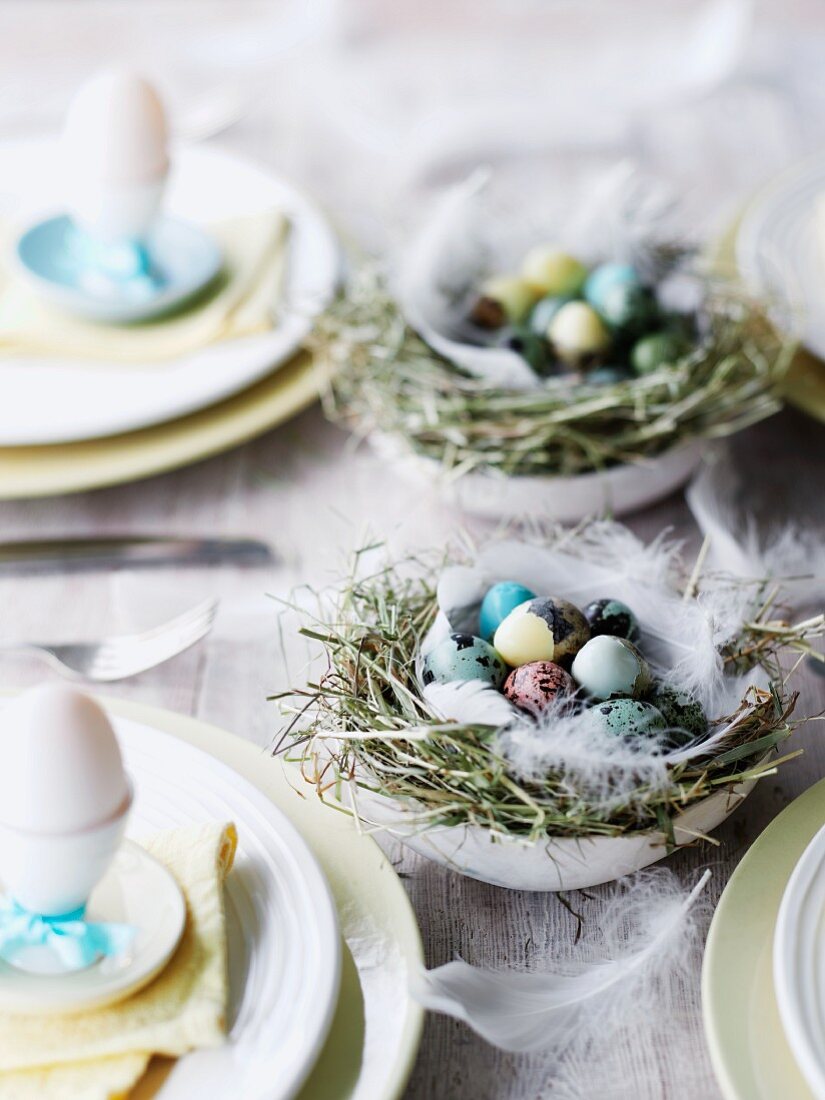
[0,536,275,573]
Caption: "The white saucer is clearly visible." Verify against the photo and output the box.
[16,214,223,324]
[0,840,185,1015]
[773,821,825,1099]
[0,138,339,445]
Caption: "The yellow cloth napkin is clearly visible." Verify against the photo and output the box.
[0,212,289,365]
[0,821,238,1100]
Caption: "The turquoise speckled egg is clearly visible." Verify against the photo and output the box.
[479,582,537,641]
[422,633,507,689]
[584,598,639,641]
[650,685,707,743]
[584,263,639,312]
[494,597,590,667]
[590,698,666,740]
[503,661,575,718]
[571,635,651,700]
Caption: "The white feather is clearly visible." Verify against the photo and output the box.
[395,171,540,391]
[435,564,487,635]
[410,868,711,1055]
[498,700,671,815]
[687,450,825,609]
[424,680,521,727]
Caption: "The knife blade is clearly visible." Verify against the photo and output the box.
[0,536,275,573]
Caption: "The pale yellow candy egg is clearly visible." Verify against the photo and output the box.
[521,247,587,297]
[494,600,555,665]
[493,597,590,667]
[477,275,539,324]
[548,301,610,363]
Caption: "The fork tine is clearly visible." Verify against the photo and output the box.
[127,598,219,644]
[94,604,217,657]
[79,600,218,680]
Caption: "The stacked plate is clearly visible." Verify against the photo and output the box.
[703,777,825,1100]
[0,696,424,1100]
[0,139,339,499]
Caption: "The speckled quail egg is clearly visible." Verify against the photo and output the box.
[584,598,640,641]
[585,365,632,385]
[631,331,686,375]
[649,685,708,743]
[496,326,553,375]
[599,281,658,332]
[503,661,575,718]
[589,698,667,739]
[470,276,538,328]
[479,581,537,641]
[583,262,639,312]
[493,598,590,667]
[571,635,651,700]
[548,302,610,364]
[422,633,507,689]
[520,247,587,297]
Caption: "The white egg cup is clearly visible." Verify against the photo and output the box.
[67,175,167,247]
[0,779,133,917]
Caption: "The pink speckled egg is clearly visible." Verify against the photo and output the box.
[503,660,575,718]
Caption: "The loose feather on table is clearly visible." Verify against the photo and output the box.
[410,868,711,1078]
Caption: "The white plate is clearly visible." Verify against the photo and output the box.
[773,822,825,1100]
[0,138,339,445]
[735,155,825,357]
[0,840,185,1013]
[111,716,340,1100]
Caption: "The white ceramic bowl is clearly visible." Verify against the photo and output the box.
[369,433,704,522]
[0,781,133,915]
[355,777,755,891]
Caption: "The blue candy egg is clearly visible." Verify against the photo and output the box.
[422,633,507,689]
[584,263,640,313]
[479,582,537,640]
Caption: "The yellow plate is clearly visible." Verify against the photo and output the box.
[716,212,825,423]
[702,777,825,1100]
[0,352,328,500]
[100,696,424,1100]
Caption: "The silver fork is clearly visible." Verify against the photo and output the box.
[0,599,218,681]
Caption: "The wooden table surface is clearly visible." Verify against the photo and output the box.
[1,3,825,1097]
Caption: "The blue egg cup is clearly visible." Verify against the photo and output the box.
[16,214,223,324]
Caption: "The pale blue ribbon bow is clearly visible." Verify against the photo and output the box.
[0,898,135,971]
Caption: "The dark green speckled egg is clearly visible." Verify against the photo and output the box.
[422,633,507,689]
[650,685,708,744]
[584,598,639,641]
[590,698,666,739]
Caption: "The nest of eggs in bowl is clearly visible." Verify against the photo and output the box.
[279,526,810,853]
[468,245,695,384]
[421,585,708,751]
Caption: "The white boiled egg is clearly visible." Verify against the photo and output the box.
[62,69,169,243]
[0,684,129,834]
